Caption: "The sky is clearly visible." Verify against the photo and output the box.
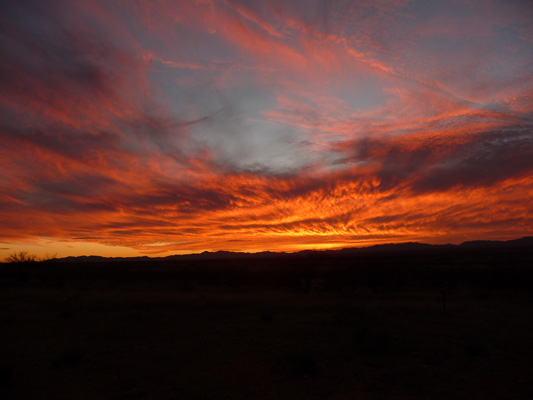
[0,0,532,258]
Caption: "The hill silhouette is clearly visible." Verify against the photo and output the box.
[55,236,533,263]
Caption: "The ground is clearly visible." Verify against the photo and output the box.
[1,251,532,399]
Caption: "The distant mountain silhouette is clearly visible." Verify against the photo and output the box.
[55,237,533,263]
[460,237,533,248]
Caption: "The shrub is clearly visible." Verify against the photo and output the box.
[3,251,57,263]
[4,251,37,263]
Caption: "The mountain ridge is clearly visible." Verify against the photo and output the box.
[55,236,533,263]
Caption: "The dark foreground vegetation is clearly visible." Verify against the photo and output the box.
[1,245,532,399]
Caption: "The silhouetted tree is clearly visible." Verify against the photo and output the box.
[40,253,58,263]
[5,251,37,263]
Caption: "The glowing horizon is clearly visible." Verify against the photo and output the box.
[1,0,532,259]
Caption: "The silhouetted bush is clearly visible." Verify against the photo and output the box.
[4,251,37,263]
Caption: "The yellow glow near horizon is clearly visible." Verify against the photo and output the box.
[0,240,141,260]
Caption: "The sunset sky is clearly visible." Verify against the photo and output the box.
[1,0,532,258]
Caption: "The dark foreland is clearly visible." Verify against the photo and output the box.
[1,238,532,399]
